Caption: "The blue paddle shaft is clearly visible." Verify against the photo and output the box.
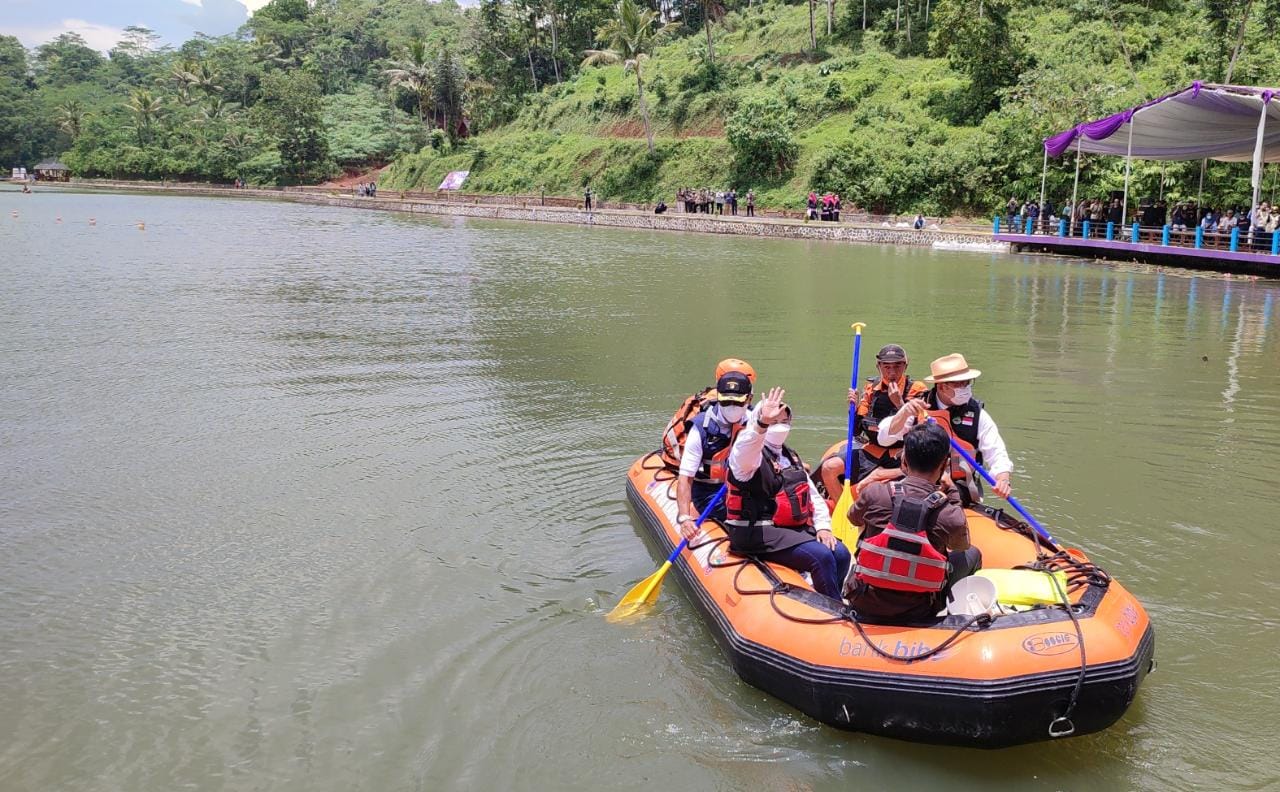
[945,437,1055,544]
[844,333,863,480]
[667,484,727,563]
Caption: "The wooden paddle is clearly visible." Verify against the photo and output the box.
[829,322,866,547]
[607,485,727,622]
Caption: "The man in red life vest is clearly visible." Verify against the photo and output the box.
[725,387,851,600]
[844,422,982,622]
[676,369,754,539]
[816,344,929,503]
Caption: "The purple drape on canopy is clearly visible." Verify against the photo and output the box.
[1043,82,1280,162]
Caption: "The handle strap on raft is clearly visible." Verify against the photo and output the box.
[696,521,1099,729]
[1044,562,1087,738]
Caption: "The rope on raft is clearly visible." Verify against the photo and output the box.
[688,507,1108,738]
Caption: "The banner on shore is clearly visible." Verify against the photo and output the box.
[11,167,27,180]
[438,171,470,191]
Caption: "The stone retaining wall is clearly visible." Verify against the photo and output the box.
[291,193,999,249]
[53,180,1004,250]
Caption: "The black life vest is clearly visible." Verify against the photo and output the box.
[925,389,984,465]
[690,409,739,484]
[725,444,816,554]
[854,482,949,593]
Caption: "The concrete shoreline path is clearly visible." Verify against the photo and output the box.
[32,180,1004,252]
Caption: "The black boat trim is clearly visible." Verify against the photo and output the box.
[626,477,1154,697]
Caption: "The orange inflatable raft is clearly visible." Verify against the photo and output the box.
[625,451,1155,748]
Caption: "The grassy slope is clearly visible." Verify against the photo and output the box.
[382,0,1280,213]
[383,2,957,209]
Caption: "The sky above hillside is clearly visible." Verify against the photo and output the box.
[2,0,475,53]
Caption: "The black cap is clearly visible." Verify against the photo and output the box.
[876,344,907,362]
[715,371,752,403]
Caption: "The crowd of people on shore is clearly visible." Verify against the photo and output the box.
[805,192,843,221]
[661,349,1012,622]
[1005,195,1278,249]
[676,188,755,217]
[355,182,378,197]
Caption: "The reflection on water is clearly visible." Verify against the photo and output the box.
[1,188,1278,791]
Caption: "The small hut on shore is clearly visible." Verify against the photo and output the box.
[34,160,70,182]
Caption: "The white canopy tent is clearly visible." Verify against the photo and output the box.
[1043,83,1280,225]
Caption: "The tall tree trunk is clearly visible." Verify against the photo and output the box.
[895,0,901,33]
[527,48,538,91]
[863,0,867,30]
[809,0,817,49]
[905,0,911,44]
[704,4,715,63]
[827,0,834,36]
[1225,0,1255,83]
[549,1,561,83]
[636,66,654,153]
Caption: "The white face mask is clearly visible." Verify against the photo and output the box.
[719,404,746,424]
[946,385,973,405]
[764,423,791,448]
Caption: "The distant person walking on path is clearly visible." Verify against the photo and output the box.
[746,189,756,218]
[584,185,593,211]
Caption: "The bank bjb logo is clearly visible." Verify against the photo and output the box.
[1021,632,1079,656]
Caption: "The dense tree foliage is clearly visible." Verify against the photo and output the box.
[3,0,1279,209]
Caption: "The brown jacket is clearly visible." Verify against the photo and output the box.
[850,474,970,552]
[843,473,970,618]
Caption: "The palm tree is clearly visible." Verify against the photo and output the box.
[189,62,223,96]
[583,0,670,153]
[222,129,256,161]
[56,100,87,140]
[385,41,435,127]
[126,89,163,145]
[201,98,241,122]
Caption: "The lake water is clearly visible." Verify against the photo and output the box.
[2,187,1278,791]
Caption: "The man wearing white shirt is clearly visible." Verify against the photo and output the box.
[876,353,1013,501]
[724,387,850,600]
[676,371,753,539]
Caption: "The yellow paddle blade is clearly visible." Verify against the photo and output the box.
[829,482,857,547]
[606,560,675,623]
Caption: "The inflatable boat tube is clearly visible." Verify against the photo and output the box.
[625,451,1155,748]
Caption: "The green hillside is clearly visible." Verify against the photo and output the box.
[3,0,1276,215]
[382,0,1280,214]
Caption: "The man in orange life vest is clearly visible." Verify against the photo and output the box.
[817,344,928,501]
[725,387,851,600]
[876,353,1013,501]
[844,421,981,622]
[676,370,753,539]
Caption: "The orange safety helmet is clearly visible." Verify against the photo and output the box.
[715,357,757,384]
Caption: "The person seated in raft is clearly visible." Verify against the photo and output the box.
[816,344,928,508]
[676,369,754,539]
[877,353,1013,504]
[844,422,982,622]
[725,387,851,600]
